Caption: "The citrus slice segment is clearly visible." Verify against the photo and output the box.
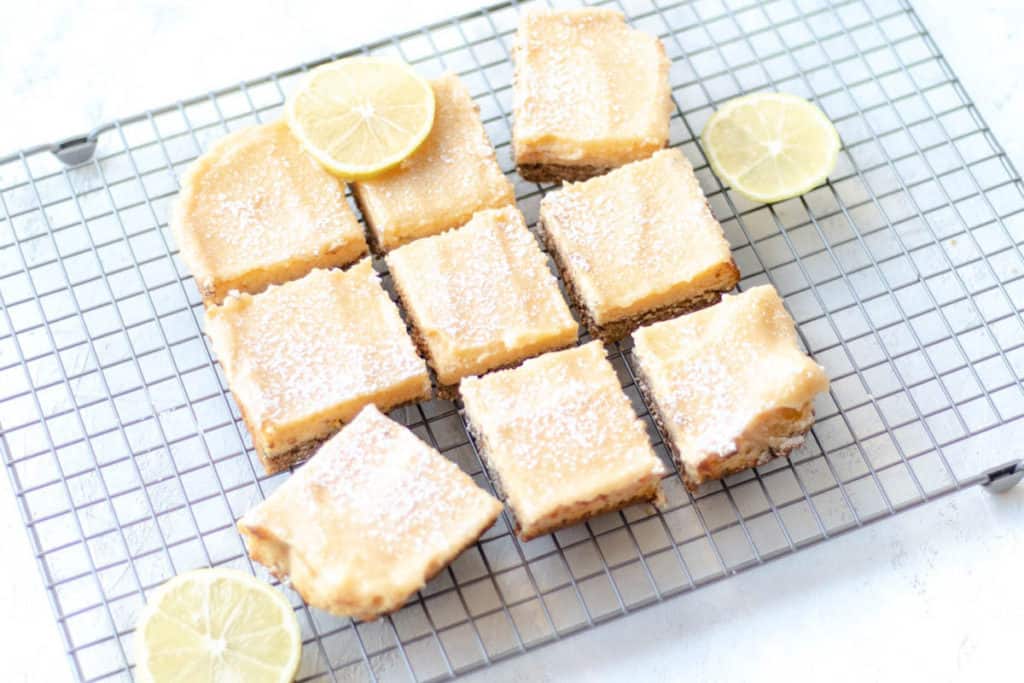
[286,57,435,180]
[701,92,840,204]
[134,568,301,683]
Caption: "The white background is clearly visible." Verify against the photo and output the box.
[1,1,1023,681]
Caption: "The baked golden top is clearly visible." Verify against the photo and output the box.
[238,405,502,619]
[387,206,577,386]
[461,341,666,532]
[540,149,737,323]
[353,73,514,250]
[632,285,829,468]
[513,8,671,167]
[205,261,429,455]
[172,119,366,302]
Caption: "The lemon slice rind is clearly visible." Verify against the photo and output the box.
[133,568,301,683]
[701,92,840,204]
[286,57,436,180]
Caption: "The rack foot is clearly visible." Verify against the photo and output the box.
[51,134,98,166]
[983,461,1024,494]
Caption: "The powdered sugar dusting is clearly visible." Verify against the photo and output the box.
[181,120,363,275]
[388,206,576,380]
[514,9,669,153]
[289,406,494,557]
[541,149,733,316]
[462,342,664,507]
[633,286,829,465]
[354,74,514,249]
[211,262,426,427]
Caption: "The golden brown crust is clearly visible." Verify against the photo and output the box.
[515,486,662,541]
[351,184,386,258]
[517,162,615,184]
[537,216,738,343]
[588,292,726,344]
[389,263,451,398]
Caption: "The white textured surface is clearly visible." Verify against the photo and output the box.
[2,2,1023,682]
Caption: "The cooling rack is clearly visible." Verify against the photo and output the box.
[2,0,1023,680]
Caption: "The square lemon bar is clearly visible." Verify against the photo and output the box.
[632,285,830,490]
[539,149,740,342]
[461,341,667,540]
[352,73,515,252]
[206,260,430,473]
[513,8,672,183]
[238,405,502,621]
[172,120,367,306]
[387,206,577,398]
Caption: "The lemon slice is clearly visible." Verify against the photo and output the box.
[701,92,840,204]
[134,568,301,683]
[286,57,435,180]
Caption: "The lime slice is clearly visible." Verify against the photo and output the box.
[134,568,301,683]
[701,92,840,204]
[286,57,435,180]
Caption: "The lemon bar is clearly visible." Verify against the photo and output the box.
[172,120,367,306]
[539,149,740,342]
[632,286,830,490]
[513,8,672,182]
[352,73,515,251]
[461,341,666,541]
[238,405,502,621]
[386,206,578,398]
[206,260,430,473]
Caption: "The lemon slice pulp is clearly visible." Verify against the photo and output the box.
[701,92,840,204]
[134,568,301,683]
[286,57,435,180]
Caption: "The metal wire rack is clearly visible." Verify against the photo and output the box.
[2,0,1023,680]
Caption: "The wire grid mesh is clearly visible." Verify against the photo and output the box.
[1,0,1023,680]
